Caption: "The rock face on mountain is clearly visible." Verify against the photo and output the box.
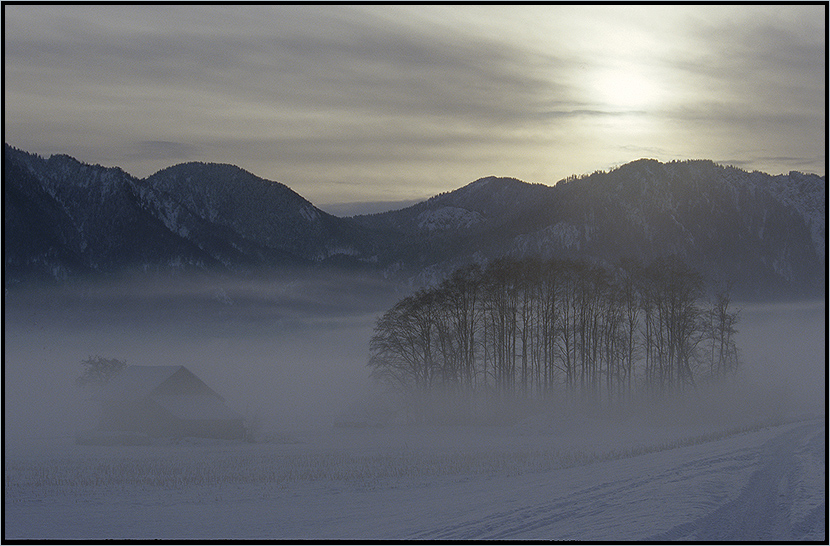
[4,145,824,300]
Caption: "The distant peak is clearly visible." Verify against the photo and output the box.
[151,161,255,178]
[471,175,524,183]
[465,175,527,190]
[471,175,498,184]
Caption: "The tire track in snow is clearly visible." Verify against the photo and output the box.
[407,420,824,541]
[647,421,825,541]
[408,446,760,540]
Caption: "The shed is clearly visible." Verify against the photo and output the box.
[93,365,245,440]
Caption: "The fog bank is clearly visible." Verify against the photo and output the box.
[3,276,824,450]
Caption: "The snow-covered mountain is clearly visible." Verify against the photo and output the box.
[4,147,217,280]
[4,145,824,299]
[3,145,382,281]
[142,162,382,265]
[355,160,825,298]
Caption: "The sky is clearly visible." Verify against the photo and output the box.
[4,4,826,208]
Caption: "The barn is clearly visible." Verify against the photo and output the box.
[92,365,246,440]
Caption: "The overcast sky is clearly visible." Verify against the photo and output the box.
[4,4,826,207]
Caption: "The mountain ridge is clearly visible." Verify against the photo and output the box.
[3,144,824,300]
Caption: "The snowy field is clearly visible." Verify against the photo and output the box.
[4,278,826,541]
[4,417,825,540]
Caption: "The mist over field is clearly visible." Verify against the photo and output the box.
[3,274,398,445]
[4,2,825,537]
[735,299,825,416]
[3,274,825,540]
[4,274,824,447]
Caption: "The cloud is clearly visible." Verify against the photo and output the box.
[4,4,570,190]
[541,109,648,119]
[662,11,825,114]
[3,4,825,202]
[713,155,826,176]
[4,5,560,125]
[123,141,200,163]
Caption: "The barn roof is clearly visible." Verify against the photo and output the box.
[94,366,236,420]
[95,365,183,402]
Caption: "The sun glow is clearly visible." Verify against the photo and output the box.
[591,66,662,112]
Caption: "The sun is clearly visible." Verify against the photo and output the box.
[590,66,661,112]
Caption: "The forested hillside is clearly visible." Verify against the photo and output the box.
[5,145,824,300]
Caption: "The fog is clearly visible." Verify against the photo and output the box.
[3,274,825,453]
[3,273,402,447]
[732,299,825,416]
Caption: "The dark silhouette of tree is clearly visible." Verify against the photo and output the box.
[706,283,740,377]
[436,263,483,392]
[368,255,740,420]
[615,259,642,402]
[641,257,704,393]
[76,356,126,387]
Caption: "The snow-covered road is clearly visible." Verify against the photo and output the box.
[4,418,824,541]
[647,421,825,542]
[399,420,825,541]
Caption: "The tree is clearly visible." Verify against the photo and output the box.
[367,254,739,420]
[435,263,483,391]
[76,355,126,387]
[642,256,703,393]
[615,259,642,402]
[482,257,521,395]
[706,283,740,377]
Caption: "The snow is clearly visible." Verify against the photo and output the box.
[769,172,825,263]
[4,417,824,540]
[299,205,320,223]
[724,167,826,263]
[416,206,483,231]
[512,222,582,255]
[4,282,824,541]
[151,195,187,237]
[320,245,359,260]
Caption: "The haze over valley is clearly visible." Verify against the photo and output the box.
[5,145,824,300]
[3,4,825,541]
[5,146,825,541]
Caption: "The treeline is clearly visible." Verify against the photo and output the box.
[369,256,739,414]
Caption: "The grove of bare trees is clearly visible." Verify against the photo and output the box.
[369,256,740,420]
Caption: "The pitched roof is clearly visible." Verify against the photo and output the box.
[90,365,243,428]
[94,365,230,405]
[95,365,182,402]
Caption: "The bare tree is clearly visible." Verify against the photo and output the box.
[368,255,739,420]
[644,257,703,393]
[76,355,126,387]
[615,259,642,402]
[706,283,740,377]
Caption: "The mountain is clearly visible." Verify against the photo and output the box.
[142,162,384,266]
[4,145,824,299]
[356,160,825,298]
[3,145,382,282]
[352,176,559,277]
[4,147,217,281]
